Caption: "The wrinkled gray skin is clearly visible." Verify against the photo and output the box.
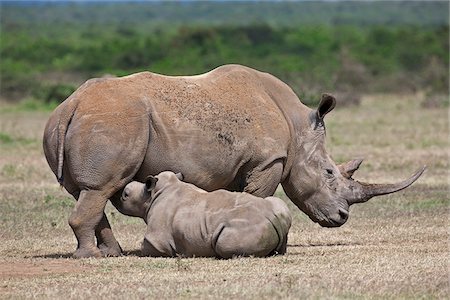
[119,171,292,258]
[43,64,425,258]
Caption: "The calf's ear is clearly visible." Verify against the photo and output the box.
[175,172,184,181]
[145,176,158,192]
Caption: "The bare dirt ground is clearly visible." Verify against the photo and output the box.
[0,94,448,299]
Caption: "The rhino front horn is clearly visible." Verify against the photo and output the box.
[350,166,426,204]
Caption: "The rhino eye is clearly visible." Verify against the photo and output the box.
[325,169,334,176]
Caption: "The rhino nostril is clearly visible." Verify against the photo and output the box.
[338,208,349,220]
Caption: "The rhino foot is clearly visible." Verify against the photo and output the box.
[98,243,123,257]
[72,247,102,259]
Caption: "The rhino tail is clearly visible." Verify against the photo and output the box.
[56,97,78,185]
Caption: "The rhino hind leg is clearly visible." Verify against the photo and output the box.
[212,224,277,258]
[278,233,288,254]
[69,190,109,258]
[63,106,150,258]
[65,148,147,258]
[268,233,288,256]
[96,213,122,257]
[59,166,121,257]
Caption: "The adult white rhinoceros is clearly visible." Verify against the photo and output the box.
[43,64,424,258]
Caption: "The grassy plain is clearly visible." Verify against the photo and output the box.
[0,94,448,299]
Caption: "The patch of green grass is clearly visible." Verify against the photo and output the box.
[0,131,36,146]
[1,164,22,179]
[43,194,74,209]
[135,259,173,270]
[19,98,58,111]
[175,256,192,272]
[0,132,14,144]
[0,98,59,113]
[106,204,144,225]
[404,198,448,210]
[97,260,114,273]
[0,163,42,181]
[273,189,285,199]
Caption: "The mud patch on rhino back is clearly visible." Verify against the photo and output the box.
[147,69,278,149]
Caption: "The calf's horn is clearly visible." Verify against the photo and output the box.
[350,166,426,204]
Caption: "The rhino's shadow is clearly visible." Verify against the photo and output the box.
[287,242,361,247]
[31,249,143,259]
[286,242,362,256]
[30,244,360,259]
[122,249,142,257]
[30,253,73,259]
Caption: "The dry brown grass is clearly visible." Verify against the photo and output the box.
[0,94,448,299]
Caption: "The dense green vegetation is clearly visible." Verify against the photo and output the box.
[2,1,447,28]
[0,1,448,106]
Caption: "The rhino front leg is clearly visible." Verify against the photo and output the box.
[244,159,283,197]
[69,190,109,258]
[95,213,122,257]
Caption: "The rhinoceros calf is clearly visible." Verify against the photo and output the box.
[119,171,292,258]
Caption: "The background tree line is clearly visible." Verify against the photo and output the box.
[0,1,448,107]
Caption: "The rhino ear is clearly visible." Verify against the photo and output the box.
[175,172,184,181]
[317,93,336,119]
[145,176,158,192]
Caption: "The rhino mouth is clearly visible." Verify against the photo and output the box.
[320,220,344,228]
[309,207,349,227]
[317,208,349,227]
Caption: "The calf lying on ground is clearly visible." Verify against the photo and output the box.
[119,171,292,258]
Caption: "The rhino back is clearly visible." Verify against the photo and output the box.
[134,65,292,190]
[46,65,297,192]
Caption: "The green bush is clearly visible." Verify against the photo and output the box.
[0,3,448,105]
[32,83,77,104]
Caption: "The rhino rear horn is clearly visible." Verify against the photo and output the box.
[338,158,364,179]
